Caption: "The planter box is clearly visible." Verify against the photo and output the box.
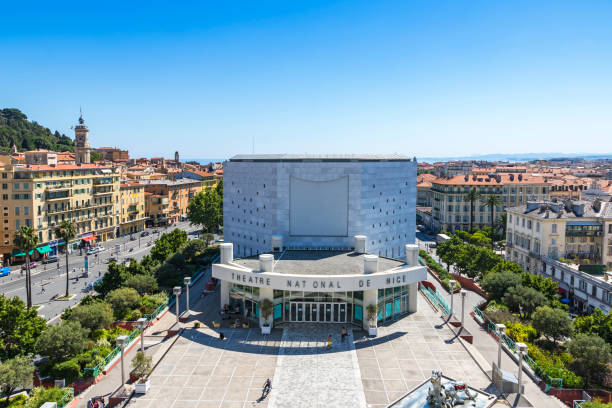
[135,379,150,394]
[261,325,271,335]
[368,327,378,336]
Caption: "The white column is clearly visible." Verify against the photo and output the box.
[407,283,418,313]
[259,287,273,328]
[460,289,467,328]
[363,289,378,331]
[405,244,418,266]
[517,342,528,397]
[220,280,230,309]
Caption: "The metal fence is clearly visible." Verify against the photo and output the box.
[421,286,451,315]
[57,387,74,408]
[474,305,563,390]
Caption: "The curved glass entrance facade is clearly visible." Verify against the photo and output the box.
[273,290,364,325]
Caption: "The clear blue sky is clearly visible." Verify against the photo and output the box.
[2,1,611,159]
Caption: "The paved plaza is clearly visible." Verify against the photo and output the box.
[354,295,492,407]
[127,293,494,408]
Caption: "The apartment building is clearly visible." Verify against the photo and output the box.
[143,179,202,226]
[430,173,548,232]
[506,199,612,313]
[119,182,147,235]
[0,162,121,264]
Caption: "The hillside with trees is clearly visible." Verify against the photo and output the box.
[0,108,74,153]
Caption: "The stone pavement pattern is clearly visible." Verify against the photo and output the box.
[268,324,366,408]
[354,294,492,407]
[126,327,282,408]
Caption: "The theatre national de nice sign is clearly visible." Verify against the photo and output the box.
[212,263,427,292]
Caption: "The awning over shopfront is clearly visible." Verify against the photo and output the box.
[12,249,35,257]
[36,245,52,254]
[81,236,97,243]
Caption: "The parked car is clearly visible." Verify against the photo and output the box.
[82,283,94,292]
[140,231,150,237]
[0,267,10,277]
[107,256,117,264]
[42,255,59,264]
[129,235,136,241]
[152,229,159,234]
[21,261,37,270]
[87,246,103,255]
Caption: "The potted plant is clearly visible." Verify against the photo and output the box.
[260,298,273,334]
[132,351,152,394]
[366,304,378,336]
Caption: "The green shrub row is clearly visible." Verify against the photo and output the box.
[419,250,461,292]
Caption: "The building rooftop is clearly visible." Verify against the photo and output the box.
[432,173,546,186]
[508,199,611,219]
[233,250,404,276]
[14,163,114,171]
[141,178,202,186]
[229,154,413,162]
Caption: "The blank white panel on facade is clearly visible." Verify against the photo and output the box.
[289,176,349,236]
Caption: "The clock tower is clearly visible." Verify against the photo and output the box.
[74,114,91,164]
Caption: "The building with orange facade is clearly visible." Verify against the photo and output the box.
[143,179,202,226]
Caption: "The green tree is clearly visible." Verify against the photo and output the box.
[64,302,114,331]
[436,235,463,272]
[94,262,131,297]
[464,188,481,232]
[489,259,523,275]
[574,308,612,344]
[0,356,34,405]
[481,271,522,301]
[186,189,221,233]
[502,285,547,319]
[532,306,573,344]
[36,321,89,363]
[13,226,39,309]
[0,295,46,361]
[55,220,76,297]
[481,194,502,235]
[90,151,104,162]
[0,108,74,153]
[126,274,159,295]
[470,247,500,278]
[568,333,612,387]
[106,288,140,320]
[521,273,558,302]
[183,239,207,262]
[150,229,187,263]
[495,212,508,239]
[24,387,69,408]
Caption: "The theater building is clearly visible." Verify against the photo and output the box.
[213,154,426,332]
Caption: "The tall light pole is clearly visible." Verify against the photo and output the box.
[137,317,147,353]
[173,286,181,325]
[460,289,467,329]
[496,323,506,369]
[449,280,456,316]
[517,342,528,398]
[184,276,191,316]
[116,335,128,387]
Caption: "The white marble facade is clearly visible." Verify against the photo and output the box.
[224,155,417,259]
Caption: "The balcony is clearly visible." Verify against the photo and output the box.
[93,178,114,185]
[46,191,71,201]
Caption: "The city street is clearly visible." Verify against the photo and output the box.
[0,221,200,323]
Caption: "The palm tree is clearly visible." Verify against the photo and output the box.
[464,188,481,232]
[13,226,39,309]
[55,220,76,297]
[495,212,508,241]
[482,194,502,231]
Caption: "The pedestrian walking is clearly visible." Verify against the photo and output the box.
[341,327,347,342]
[261,378,272,399]
[326,334,332,349]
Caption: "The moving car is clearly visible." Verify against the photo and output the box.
[21,261,37,270]
[42,255,59,264]
[140,231,150,237]
[0,267,10,277]
[107,256,117,264]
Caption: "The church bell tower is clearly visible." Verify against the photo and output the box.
[74,112,91,165]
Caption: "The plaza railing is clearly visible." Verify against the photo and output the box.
[57,387,74,408]
[474,305,563,390]
[421,286,451,315]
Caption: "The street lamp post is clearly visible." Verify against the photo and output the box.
[460,289,467,329]
[184,276,191,316]
[496,324,506,369]
[173,286,181,324]
[517,342,528,398]
[116,335,129,387]
[449,280,456,316]
[137,317,147,353]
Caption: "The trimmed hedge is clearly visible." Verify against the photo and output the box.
[419,250,461,292]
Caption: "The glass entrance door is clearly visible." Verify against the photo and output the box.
[289,302,346,323]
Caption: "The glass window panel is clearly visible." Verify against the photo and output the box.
[394,298,401,314]
[354,305,362,322]
[274,304,282,320]
[385,288,393,298]
[385,301,392,318]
